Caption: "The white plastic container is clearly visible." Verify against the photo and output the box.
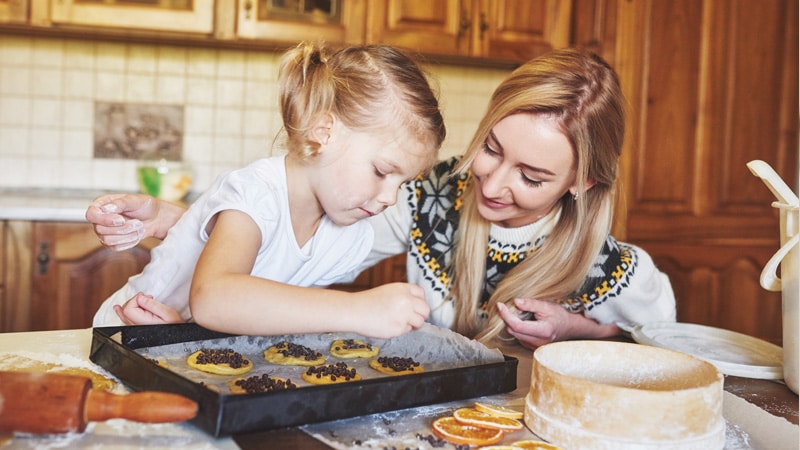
[748,159,799,394]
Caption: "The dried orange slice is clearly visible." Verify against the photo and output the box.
[474,401,524,419]
[431,416,504,446]
[509,440,564,449]
[453,407,524,431]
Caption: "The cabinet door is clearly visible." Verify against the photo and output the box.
[476,0,572,61]
[47,0,214,34]
[235,0,365,44]
[368,0,570,61]
[26,222,155,331]
[0,0,27,23]
[367,0,469,57]
[615,0,797,344]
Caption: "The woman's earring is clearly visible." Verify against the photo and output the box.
[573,192,579,201]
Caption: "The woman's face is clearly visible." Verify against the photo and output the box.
[471,113,578,228]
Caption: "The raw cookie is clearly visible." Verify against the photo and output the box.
[330,338,379,358]
[186,348,253,375]
[264,341,326,366]
[368,356,424,376]
[228,373,298,394]
[302,362,361,385]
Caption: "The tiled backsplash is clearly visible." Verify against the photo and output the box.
[0,35,510,194]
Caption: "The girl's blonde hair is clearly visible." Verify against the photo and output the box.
[278,42,445,166]
[447,48,626,342]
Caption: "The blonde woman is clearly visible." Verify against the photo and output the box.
[87,48,674,349]
[360,47,675,348]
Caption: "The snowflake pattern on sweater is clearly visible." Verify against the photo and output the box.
[406,157,639,319]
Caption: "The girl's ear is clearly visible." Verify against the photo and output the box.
[310,112,335,146]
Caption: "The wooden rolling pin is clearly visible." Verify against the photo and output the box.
[0,371,198,434]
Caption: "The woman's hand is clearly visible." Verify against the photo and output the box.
[113,292,184,325]
[498,297,620,350]
[85,193,186,250]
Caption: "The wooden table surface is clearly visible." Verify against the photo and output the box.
[232,342,799,449]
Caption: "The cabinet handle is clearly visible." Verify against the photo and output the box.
[37,242,50,275]
[479,12,489,40]
[243,0,253,19]
[458,9,471,39]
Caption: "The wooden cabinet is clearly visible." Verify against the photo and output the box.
[231,0,365,45]
[366,0,572,62]
[0,220,407,333]
[0,0,27,23]
[33,0,215,34]
[4,0,567,65]
[610,0,798,344]
[0,221,156,332]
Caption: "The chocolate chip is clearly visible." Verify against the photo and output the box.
[196,348,250,369]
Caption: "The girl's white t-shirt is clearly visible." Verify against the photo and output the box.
[93,155,373,327]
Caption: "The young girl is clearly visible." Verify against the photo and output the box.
[88,48,675,349]
[90,42,446,340]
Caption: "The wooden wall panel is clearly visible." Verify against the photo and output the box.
[614,0,797,344]
[634,0,703,210]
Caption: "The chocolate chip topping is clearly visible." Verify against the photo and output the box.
[376,356,421,372]
[234,374,297,393]
[276,341,323,361]
[305,362,359,381]
[334,339,374,352]
[195,348,250,369]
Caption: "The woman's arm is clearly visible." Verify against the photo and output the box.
[189,210,430,338]
[86,194,187,250]
[500,241,676,350]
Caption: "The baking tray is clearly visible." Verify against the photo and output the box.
[89,323,517,437]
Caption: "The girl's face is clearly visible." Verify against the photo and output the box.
[471,113,578,228]
[313,125,431,226]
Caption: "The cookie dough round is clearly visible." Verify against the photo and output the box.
[302,362,362,385]
[264,341,326,366]
[369,356,424,376]
[187,348,253,376]
[228,374,298,394]
[330,339,379,359]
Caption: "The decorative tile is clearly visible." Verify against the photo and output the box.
[93,102,184,161]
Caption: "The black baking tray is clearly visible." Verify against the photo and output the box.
[89,323,518,437]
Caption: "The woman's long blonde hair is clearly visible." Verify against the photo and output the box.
[446,48,626,342]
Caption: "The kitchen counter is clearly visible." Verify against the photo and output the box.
[0,188,114,222]
[0,328,797,449]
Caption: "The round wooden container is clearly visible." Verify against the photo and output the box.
[524,340,725,450]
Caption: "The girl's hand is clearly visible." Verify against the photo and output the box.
[113,292,184,325]
[497,297,619,350]
[85,194,185,251]
[352,283,430,339]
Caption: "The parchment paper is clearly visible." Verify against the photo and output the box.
[133,322,505,392]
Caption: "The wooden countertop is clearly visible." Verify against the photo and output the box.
[0,188,111,222]
[0,329,796,449]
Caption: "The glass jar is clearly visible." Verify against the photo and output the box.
[137,149,193,202]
